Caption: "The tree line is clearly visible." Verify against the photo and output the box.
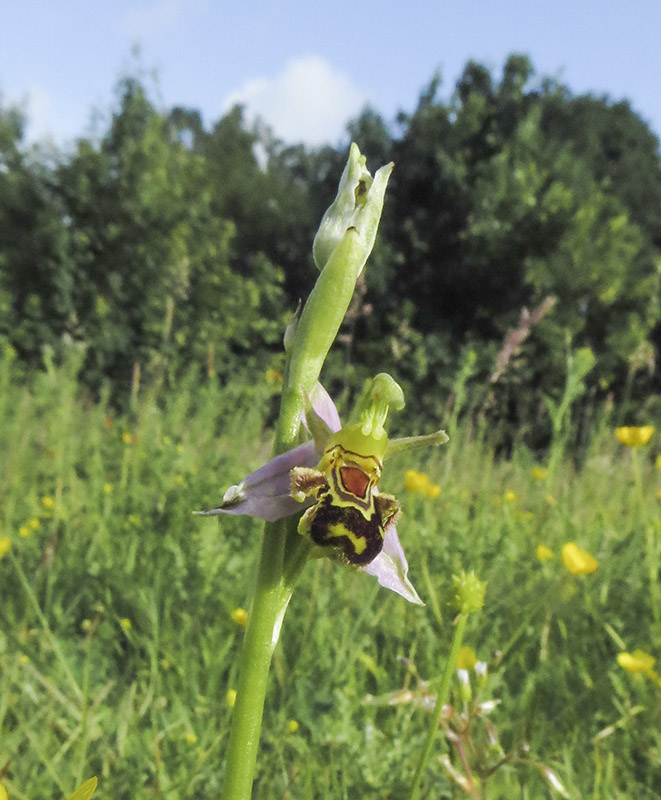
[1,54,660,442]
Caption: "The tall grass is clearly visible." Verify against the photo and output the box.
[0,341,659,798]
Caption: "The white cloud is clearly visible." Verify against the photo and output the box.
[4,85,93,147]
[222,55,368,147]
[124,0,207,39]
[7,85,63,144]
[23,86,54,139]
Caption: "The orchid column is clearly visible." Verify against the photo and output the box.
[221,145,393,800]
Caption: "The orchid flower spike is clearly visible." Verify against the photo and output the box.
[196,376,448,605]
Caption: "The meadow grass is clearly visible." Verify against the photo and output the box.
[0,341,659,799]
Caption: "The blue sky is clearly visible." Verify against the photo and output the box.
[2,0,660,149]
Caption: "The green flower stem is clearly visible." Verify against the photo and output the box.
[408,613,468,800]
[222,145,392,800]
[630,450,661,629]
[9,549,81,700]
[221,517,297,800]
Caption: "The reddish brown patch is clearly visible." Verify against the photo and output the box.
[340,466,370,499]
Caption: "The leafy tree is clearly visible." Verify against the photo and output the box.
[0,103,75,363]
[56,79,286,393]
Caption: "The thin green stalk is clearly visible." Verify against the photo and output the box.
[408,613,468,800]
[630,449,661,627]
[9,550,81,700]
[75,638,92,788]
[221,517,296,800]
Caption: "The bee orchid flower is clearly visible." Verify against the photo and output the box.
[197,375,448,606]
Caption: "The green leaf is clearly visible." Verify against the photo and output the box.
[64,777,98,800]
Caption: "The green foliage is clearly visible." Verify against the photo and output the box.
[1,83,287,400]
[1,53,661,432]
[0,352,660,797]
[361,55,660,432]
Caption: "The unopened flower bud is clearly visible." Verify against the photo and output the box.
[312,143,393,273]
[452,571,486,614]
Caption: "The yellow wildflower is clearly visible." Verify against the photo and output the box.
[28,517,40,531]
[19,525,30,537]
[615,426,654,447]
[230,608,248,628]
[226,689,237,708]
[531,466,548,481]
[103,482,113,494]
[0,536,11,559]
[656,454,661,470]
[119,618,132,631]
[0,783,6,800]
[617,649,655,675]
[41,495,54,510]
[456,646,477,670]
[545,494,556,507]
[182,731,198,744]
[536,544,554,562]
[503,490,517,503]
[265,368,283,385]
[122,432,133,444]
[405,469,441,499]
[287,719,300,733]
[562,542,598,575]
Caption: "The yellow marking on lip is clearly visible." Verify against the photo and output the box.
[327,522,368,554]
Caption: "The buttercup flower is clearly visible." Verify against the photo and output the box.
[561,542,598,575]
[617,649,655,675]
[231,608,248,627]
[197,375,448,605]
[531,466,548,481]
[405,470,441,498]
[617,649,661,687]
[456,646,477,670]
[615,426,654,447]
[536,544,554,562]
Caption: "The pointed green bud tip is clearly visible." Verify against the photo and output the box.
[312,143,393,273]
[451,571,486,615]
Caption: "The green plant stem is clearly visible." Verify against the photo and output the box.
[221,233,365,800]
[408,613,468,800]
[9,550,81,700]
[221,517,297,800]
[221,236,361,797]
[630,450,661,628]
